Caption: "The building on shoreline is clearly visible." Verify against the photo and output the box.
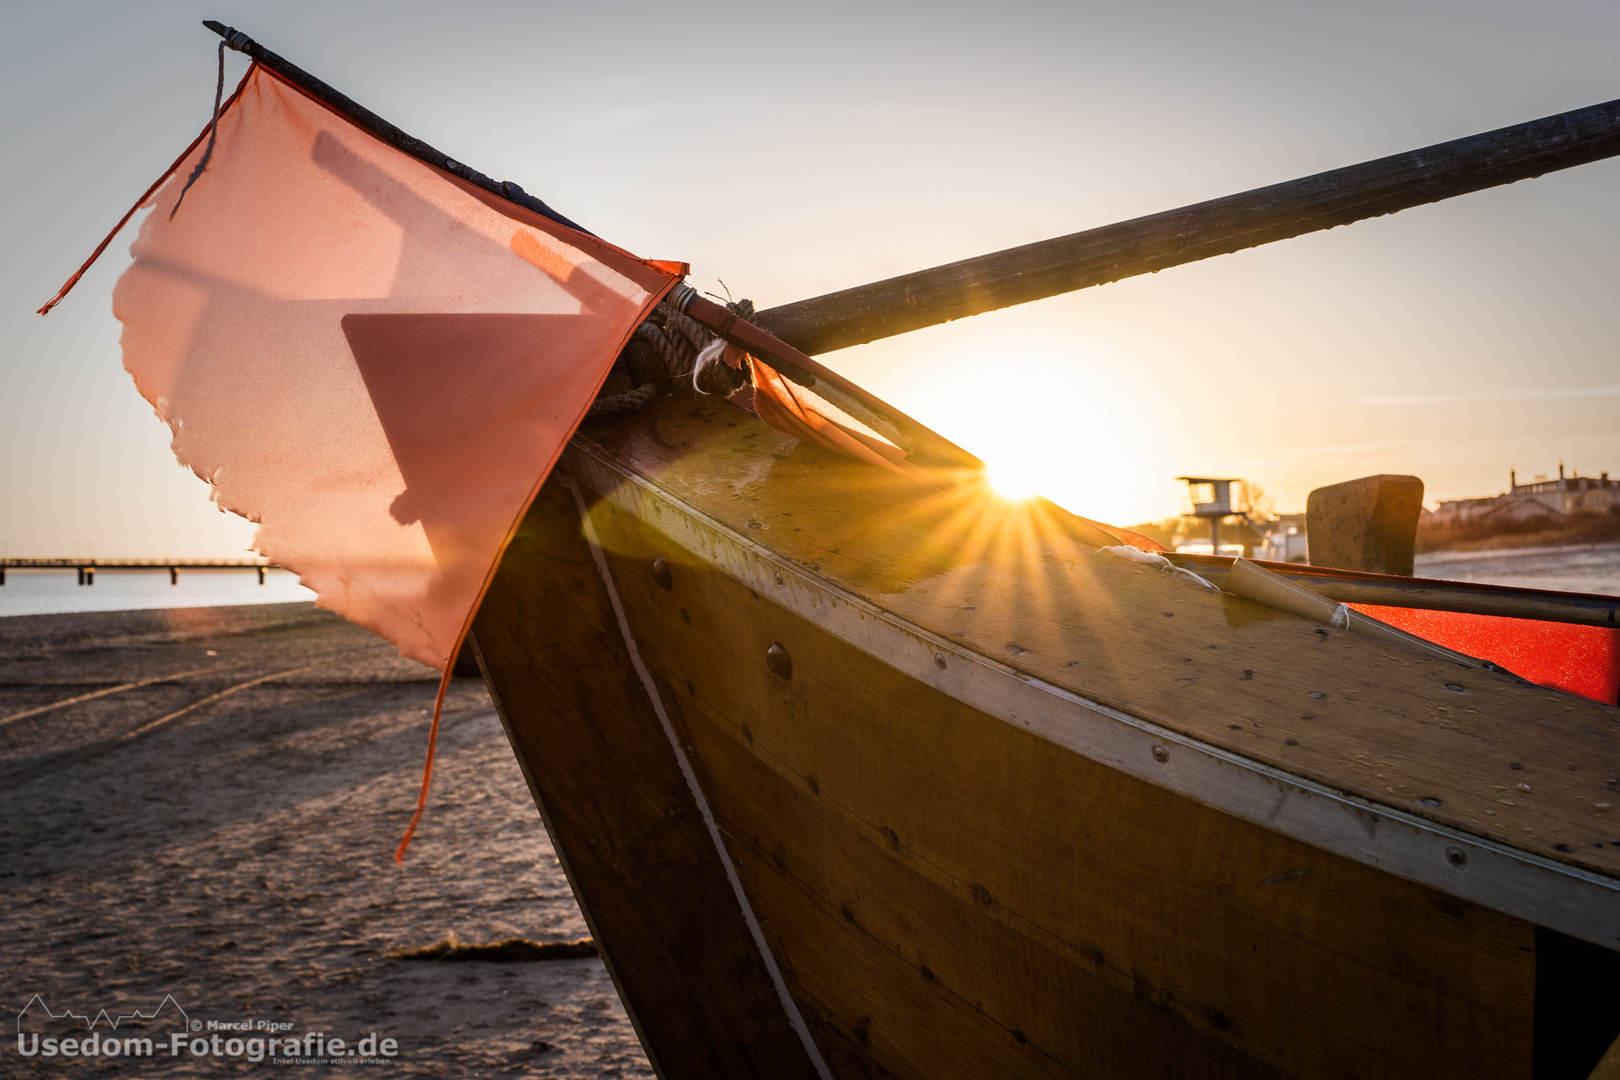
[1431,464,1618,527]
[1252,514,1310,563]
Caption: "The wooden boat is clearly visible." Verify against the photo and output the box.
[73,25,1620,1079]
[439,82,1620,1080]
[469,391,1620,1079]
[449,120,1620,1080]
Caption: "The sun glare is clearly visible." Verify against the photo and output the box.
[831,324,1180,524]
[987,458,1043,502]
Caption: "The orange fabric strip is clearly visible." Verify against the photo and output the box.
[748,358,935,483]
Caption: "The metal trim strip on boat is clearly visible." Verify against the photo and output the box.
[565,441,1620,951]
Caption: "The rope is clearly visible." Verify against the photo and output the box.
[666,310,712,354]
[587,382,658,417]
[170,41,228,219]
[120,657,343,741]
[589,297,755,413]
[633,318,691,375]
[690,339,728,394]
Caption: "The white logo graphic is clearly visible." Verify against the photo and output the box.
[12,993,399,1064]
[15,994,189,1059]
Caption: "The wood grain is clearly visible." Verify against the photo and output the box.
[582,487,1537,1079]
[472,478,822,1080]
[575,397,1620,881]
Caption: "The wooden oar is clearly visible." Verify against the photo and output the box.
[754,97,1620,356]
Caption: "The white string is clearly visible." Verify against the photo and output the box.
[690,338,728,394]
[1094,545,1221,592]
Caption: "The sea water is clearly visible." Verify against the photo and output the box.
[1415,542,1620,596]
[0,567,315,618]
[3,543,1614,620]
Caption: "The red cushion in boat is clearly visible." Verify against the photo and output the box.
[1350,604,1620,706]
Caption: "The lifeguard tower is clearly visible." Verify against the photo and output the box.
[1178,476,1241,557]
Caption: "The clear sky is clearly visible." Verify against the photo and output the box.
[3,0,1618,558]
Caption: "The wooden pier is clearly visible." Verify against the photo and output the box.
[0,559,276,586]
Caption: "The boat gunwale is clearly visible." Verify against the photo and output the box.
[562,435,1620,952]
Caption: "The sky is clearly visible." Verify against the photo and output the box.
[2,0,1618,558]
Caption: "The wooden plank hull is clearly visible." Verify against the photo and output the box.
[471,478,822,1080]
[472,400,1620,1079]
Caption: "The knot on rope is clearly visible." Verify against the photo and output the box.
[589,296,753,415]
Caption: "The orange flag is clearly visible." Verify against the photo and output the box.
[99,65,675,671]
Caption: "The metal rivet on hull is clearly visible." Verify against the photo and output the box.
[766,643,793,680]
[650,557,673,591]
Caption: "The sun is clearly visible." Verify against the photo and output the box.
[986,458,1043,502]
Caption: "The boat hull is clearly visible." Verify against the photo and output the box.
[471,457,1620,1079]
[472,478,823,1080]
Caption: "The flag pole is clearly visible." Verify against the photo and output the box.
[202,21,592,236]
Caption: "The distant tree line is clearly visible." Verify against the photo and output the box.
[1417,507,1620,554]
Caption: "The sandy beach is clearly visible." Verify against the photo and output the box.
[0,602,650,1077]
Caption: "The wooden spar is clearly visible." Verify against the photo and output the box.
[1219,557,1487,669]
[1164,553,1620,629]
[674,288,983,471]
[752,97,1620,356]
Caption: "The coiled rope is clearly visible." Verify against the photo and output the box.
[587,297,753,416]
